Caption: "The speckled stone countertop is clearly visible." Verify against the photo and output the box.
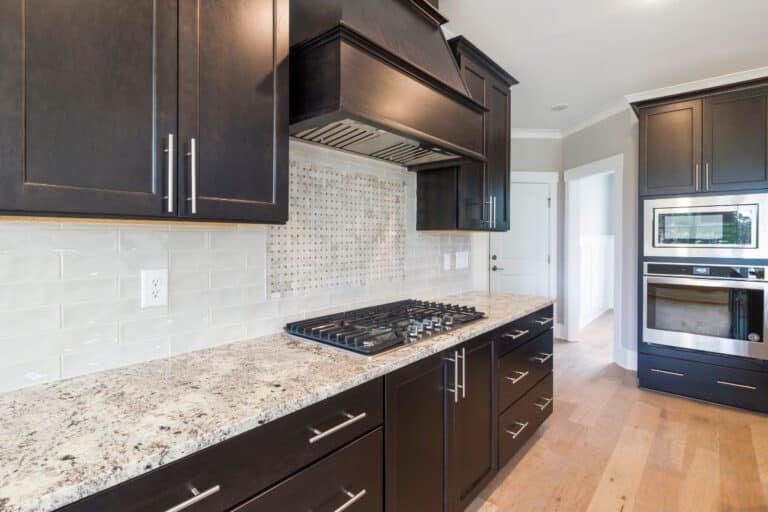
[0,292,553,512]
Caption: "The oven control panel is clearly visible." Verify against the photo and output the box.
[646,263,766,281]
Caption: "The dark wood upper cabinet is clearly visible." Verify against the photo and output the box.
[636,80,768,197]
[703,86,768,192]
[639,99,702,196]
[385,352,447,512]
[0,0,178,217]
[0,0,287,223]
[416,36,516,231]
[178,0,288,223]
[446,336,496,512]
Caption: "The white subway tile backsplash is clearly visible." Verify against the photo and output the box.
[0,305,60,337]
[0,143,475,393]
[0,357,61,393]
[0,253,60,283]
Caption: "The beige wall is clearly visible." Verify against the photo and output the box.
[510,138,563,172]
[562,108,640,368]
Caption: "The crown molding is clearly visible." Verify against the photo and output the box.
[510,128,562,140]
[561,101,630,138]
[625,66,768,104]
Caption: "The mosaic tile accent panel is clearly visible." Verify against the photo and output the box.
[268,159,406,295]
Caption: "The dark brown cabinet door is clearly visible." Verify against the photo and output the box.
[447,337,496,512]
[703,87,768,192]
[178,0,288,223]
[639,100,702,196]
[487,81,511,231]
[385,353,446,512]
[0,0,177,217]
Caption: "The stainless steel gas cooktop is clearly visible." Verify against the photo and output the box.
[285,300,486,356]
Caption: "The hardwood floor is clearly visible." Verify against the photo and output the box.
[469,329,768,512]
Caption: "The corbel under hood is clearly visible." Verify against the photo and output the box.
[289,0,487,168]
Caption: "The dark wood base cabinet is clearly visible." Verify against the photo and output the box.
[638,353,768,413]
[57,307,555,512]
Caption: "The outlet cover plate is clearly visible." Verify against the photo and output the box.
[140,269,168,308]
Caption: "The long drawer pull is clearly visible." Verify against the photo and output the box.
[503,329,529,340]
[505,421,529,439]
[308,412,367,444]
[532,352,553,364]
[505,370,529,385]
[650,368,684,377]
[164,484,220,512]
[535,397,553,410]
[717,380,757,391]
[534,317,553,326]
[333,488,367,512]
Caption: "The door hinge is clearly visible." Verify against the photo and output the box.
[547,255,551,264]
[547,197,551,208]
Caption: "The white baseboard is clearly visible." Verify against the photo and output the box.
[555,323,566,339]
[614,348,638,371]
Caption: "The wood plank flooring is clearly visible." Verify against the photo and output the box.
[469,323,768,512]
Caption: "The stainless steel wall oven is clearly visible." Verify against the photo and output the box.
[643,263,768,360]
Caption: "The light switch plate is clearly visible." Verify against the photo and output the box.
[140,269,168,308]
[443,253,452,271]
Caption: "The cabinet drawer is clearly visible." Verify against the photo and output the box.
[639,354,768,413]
[60,379,383,512]
[234,428,383,512]
[495,305,554,356]
[497,330,553,412]
[498,374,553,467]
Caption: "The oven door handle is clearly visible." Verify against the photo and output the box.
[644,275,768,291]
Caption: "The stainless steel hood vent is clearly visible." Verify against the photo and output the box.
[290,0,487,168]
[295,120,460,166]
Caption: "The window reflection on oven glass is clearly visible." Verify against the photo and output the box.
[657,211,753,246]
[647,284,763,342]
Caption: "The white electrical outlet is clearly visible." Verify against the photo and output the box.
[140,269,168,308]
[455,251,470,270]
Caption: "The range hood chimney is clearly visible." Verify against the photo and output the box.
[289,0,487,167]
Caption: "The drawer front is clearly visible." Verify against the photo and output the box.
[639,354,768,413]
[497,330,553,412]
[498,374,553,467]
[60,379,383,512]
[234,428,383,512]
[495,305,554,356]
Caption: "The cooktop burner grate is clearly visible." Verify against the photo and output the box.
[285,299,485,355]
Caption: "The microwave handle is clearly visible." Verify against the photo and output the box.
[694,163,700,191]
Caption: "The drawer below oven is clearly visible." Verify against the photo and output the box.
[639,354,768,413]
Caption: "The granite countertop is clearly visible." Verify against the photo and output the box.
[0,292,553,512]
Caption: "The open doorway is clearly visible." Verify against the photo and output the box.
[564,155,624,365]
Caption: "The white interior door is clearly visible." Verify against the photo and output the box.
[490,180,552,296]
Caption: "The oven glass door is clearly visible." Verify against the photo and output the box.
[644,276,768,359]
[654,204,757,248]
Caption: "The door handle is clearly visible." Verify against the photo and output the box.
[492,265,505,271]
[505,421,529,439]
[503,329,529,340]
[186,138,198,214]
[505,370,529,385]
[165,134,174,213]
[163,485,220,512]
[446,350,462,403]
[308,412,367,444]
[461,347,466,399]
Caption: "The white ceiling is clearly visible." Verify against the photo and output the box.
[440,0,768,133]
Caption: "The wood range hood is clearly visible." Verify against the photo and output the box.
[289,0,487,167]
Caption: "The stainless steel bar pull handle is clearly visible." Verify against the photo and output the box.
[446,350,463,403]
[333,489,368,512]
[705,163,710,191]
[187,138,198,214]
[534,317,553,326]
[165,134,174,213]
[164,484,220,512]
[650,368,684,377]
[505,370,529,385]
[505,421,529,439]
[491,196,497,229]
[503,329,529,340]
[308,411,367,444]
[461,347,466,399]
[695,163,700,191]
[532,352,553,364]
[535,397,553,410]
[717,380,757,391]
